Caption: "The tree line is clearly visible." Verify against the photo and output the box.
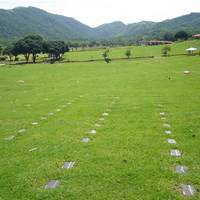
[0,34,69,63]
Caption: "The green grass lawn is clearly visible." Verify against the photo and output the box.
[63,40,200,61]
[0,46,200,199]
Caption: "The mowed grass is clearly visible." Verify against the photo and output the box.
[63,40,200,61]
[0,49,200,199]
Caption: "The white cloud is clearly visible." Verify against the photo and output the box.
[0,0,200,27]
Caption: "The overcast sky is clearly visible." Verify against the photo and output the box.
[0,0,200,27]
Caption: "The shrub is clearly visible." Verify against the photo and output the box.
[0,56,7,61]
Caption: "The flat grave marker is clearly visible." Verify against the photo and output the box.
[31,122,38,126]
[102,113,109,116]
[82,137,90,143]
[181,184,196,196]
[167,139,176,144]
[170,149,181,157]
[183,71,191,75]
[45,180,60,189]
[163,123,171,128]
[5,135,15,141]
[89,130,97,135]
[95,123,101,127]
[99,118,105,121]
[165,130,172,134]
[29,147,38,152]
[161,117,166,120]
[62,161,75,169]
[18,80,25,84]
[160,112,165,116]
[176,165,188,174]
[18,129,26,133]
[41,116,47,120]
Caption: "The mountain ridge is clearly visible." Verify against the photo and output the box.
[0,7,200,42]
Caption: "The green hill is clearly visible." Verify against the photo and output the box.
[0,7,200,42]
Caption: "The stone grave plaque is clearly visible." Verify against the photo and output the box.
[161,117,166,120]
[181,184,196,196]
[48,112,54,116]
[56,109,61,112]
[32,122,38,125]
[170,149,181,157]
[18,129,26,133]
[95,123,101,127]
[99,118,105,121]
[184,71,190,75]
[5,135,15,141]
[41,116,47,120]
[89,130,96,135]
[45,180,60,189]
[165,130,172,134]
[160,112,165,116]
[82,137,90,143]
[102,113,109,116]
[62,161,75,169]
[167,139,176,144]
[29,147,38,152]
[163,123,171,128]
[176,165,188,174]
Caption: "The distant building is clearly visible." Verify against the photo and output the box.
[145,40,173,46]
[192,34,200,39]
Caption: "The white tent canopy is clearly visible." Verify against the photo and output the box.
[186,47,197,52]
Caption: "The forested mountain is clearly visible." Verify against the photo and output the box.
[0,7,200,42]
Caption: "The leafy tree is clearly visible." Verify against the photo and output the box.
[44,41,69,61]
[14,39,30,63]
[125,49,131,59]
[175,31,189,41]
[13,34,44,63]
[161,46,171,56]
[102,49,111,63]
[23,35,44,63]
[0,45,2,55]
[81,43,87,51]
[163,32,175,41]
[3,45,14,61]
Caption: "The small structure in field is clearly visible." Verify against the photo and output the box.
[192,34,200,39]
[186,47,197,55]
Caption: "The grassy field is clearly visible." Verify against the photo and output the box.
[0,42,200,199]
[63,40,200,61]
[6,39,200,63]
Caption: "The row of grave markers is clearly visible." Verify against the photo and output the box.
[159,106,197,197]
[5,95,84,145]
[45,96,119,189]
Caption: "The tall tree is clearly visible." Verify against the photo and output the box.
[3,45,14,61]
[14,39,30,63]
[23,35,44,63]
[163,32,175,41]
[0,45,2,55]
[175,31,189,41]
[44,41,69,61]
[13,34,44,63]
[125,49,131,59]
[161,46,171,56]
